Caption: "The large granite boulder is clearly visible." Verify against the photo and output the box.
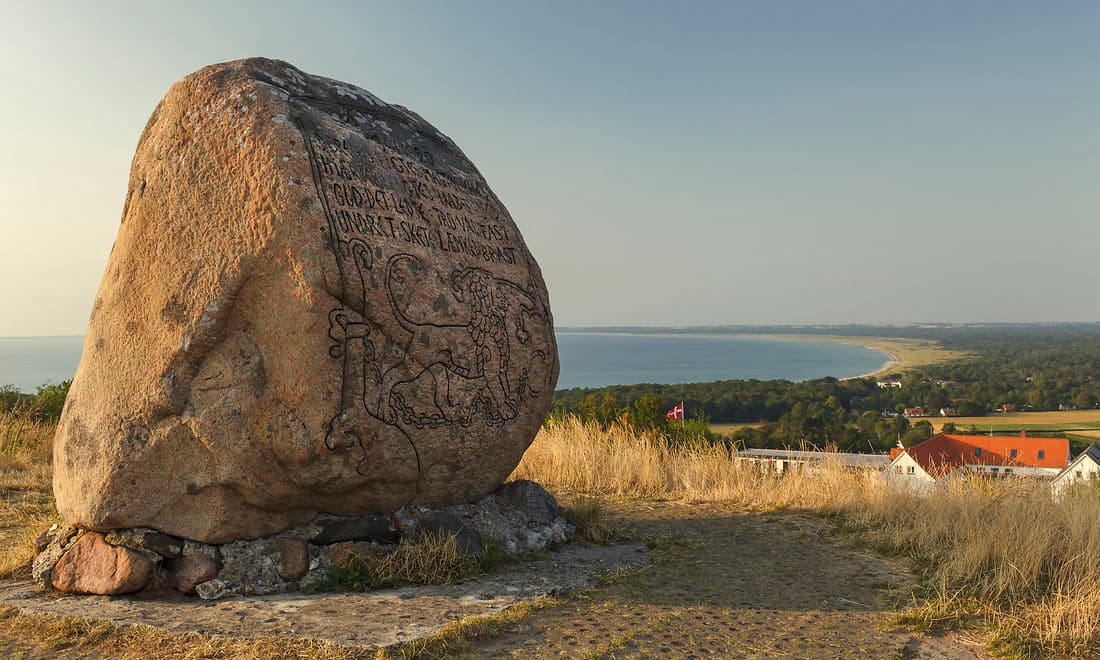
[54,58,558,544]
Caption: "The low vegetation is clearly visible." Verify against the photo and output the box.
[319,532,482,593]
[0,605,360,659]
[0,381,71,423]
[515,415,1100,656]
[561,497,622,545]
[3,391,1100,654]
[0,411,56,579]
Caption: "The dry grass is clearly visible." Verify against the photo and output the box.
[0,605,362,659]
[513,416,876,510]
[377,532,480,586]
[320,532,481,592]
[562,497,622,545]
[3,406,1097,655]
[514,416,1100,656]
[0,411,56,578]
[853,476,1100,656]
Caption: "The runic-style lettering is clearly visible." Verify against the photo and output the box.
[288,81,556,497]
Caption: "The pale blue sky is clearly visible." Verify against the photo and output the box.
[1,1,1097,336]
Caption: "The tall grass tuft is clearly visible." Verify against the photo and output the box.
[321,532,481,592]
[0,410,57,577]
[514,415,1100,655]
[513,415,877,510]
[0,411,53,473]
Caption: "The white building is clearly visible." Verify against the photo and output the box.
[736,448,888,475]
[886,433,1069,491]
[1052,443,1100,499]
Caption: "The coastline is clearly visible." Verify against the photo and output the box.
[847,351,899,381]
[762,334,955,380]
[554,330,915,387]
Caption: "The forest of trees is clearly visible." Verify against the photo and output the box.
[552,325,1100,453]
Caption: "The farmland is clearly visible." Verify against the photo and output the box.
[919,409,1100,433]
[713,409,1100,439]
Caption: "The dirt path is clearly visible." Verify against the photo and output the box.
[0,500,984,658]
[474,500,983,658]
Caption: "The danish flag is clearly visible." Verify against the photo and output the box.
[666,401,684,420]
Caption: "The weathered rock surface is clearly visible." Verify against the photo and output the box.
[452,479,573,555]
[394,508,484,555]
[31,524,79,588]
[275,537,310,581]
[170,541,220,594]
[311,514,396,545]
[105,528,183,560]
[193,480,570,599]
[53,57,558,544]
[49,532,154,595]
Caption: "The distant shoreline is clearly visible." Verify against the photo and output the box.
[761,334,958,380]
[760,334,899,380]
[554,330,897,387]
[557,330,899,376]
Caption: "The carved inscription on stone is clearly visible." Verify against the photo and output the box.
[291,97,556,479]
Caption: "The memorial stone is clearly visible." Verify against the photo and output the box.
[53,58,558,545]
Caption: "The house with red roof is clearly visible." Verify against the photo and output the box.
[888,433,1070,485]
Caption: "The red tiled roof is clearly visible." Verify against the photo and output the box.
[896,434,1069,475]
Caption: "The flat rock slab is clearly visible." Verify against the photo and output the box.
[0,543,647,650]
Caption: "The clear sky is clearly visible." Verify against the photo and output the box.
[1,1,1097,336]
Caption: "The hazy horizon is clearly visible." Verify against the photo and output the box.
[2,1,1097,336]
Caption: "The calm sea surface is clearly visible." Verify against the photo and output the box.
[554,332,888,389]
[0,333,889,393]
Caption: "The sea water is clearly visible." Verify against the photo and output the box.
[554,332,888,389]
[0,332,889,393]
[0,336,86,393]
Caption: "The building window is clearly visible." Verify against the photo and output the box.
[991,467,1000,474]
[894,465,902,474]
[974,447,982,457]
[1004,468,1014,475]
[1010,449,1018,459]
[1038,450,1046,460]
[906,466,915,475]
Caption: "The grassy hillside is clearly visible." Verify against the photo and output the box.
[514,417,1100,656]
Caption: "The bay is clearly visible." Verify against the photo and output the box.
[554,332,889,389]
[0,332,890,394]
